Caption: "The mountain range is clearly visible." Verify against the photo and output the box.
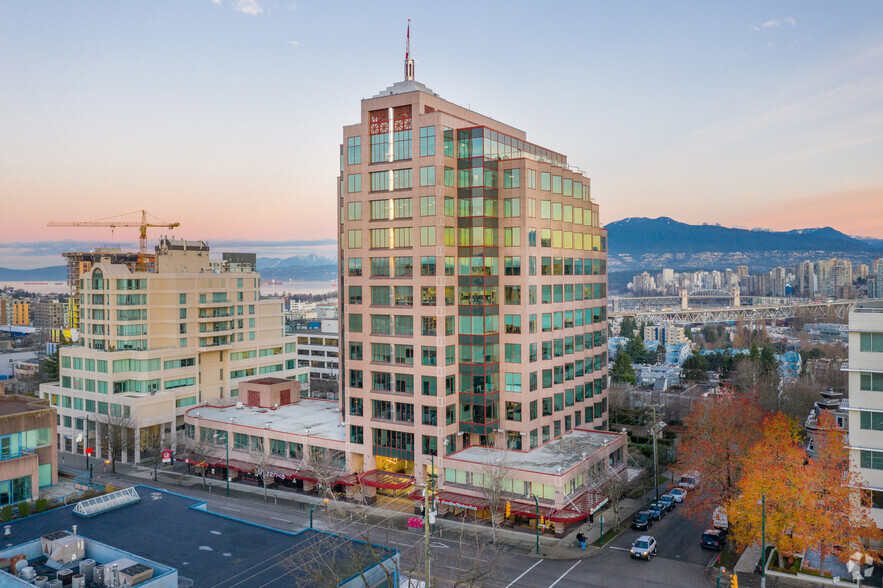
[605,217,883,272]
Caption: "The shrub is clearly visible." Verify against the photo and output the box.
[1,505,12,523]
[104,484,116,493]
[34,498,47,513]
[17,502,29,518]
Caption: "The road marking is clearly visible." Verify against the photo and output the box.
[548,560,581,587]
[608,546,630,552]
[270,517,292,523]
[218,506,240,512]
[505,559,543,588]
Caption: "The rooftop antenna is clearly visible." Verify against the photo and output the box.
[404,19,414,81]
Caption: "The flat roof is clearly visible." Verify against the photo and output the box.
[0,395,51,416]
[446,428,624,476]
[246,377,292,385]
[4,486,395,588]
[189,399,346,441]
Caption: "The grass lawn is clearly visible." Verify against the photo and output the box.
[711,543,740,569]
[768,550,803,575]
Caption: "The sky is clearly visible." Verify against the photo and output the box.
[1,1,882,268]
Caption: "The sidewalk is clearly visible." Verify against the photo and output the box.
[53,451,670,560]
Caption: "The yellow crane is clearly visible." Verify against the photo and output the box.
[48,210,180,269]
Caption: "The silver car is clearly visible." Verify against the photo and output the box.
[630,535,658,560]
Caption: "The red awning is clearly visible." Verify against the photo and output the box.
[359,470,415,490]
[548,509,588,523]
[335,473,359,487]
[436,491,486,512]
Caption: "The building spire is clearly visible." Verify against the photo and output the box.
[404,19,414,81]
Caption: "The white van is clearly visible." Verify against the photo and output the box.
[678,472,700,490]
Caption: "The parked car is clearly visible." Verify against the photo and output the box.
[630,535,658,560]
[659,494,676,511]
[670,488,687,503]
[632,510,653,531]
[679,472,700,490]
[700,529,726,551]
[647,502,665,520]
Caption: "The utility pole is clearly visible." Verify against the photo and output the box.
[652,405,660,502]
[761,494,766,588]
[424,480,431,587]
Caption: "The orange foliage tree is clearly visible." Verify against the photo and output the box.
[797,411,881,577]
[674,390,764,519]
[727,412,808,568]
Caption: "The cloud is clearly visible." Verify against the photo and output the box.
[287,40,299,46]
[752,17,797,31]
[210,0,221,4]
[234,0,263,15]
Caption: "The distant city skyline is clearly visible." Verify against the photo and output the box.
[2,1,882,261]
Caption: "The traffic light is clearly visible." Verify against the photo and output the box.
[540,516,545,526]
[730,573,738,588]
[506,501,511,518]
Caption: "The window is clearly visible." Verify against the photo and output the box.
[504,286,521,305]
[349,369,363,388]
[421,256,436,276]
[393,227,412,248]
[420,166,435,186]
[395,286,413,306]
[371,286,390,306]
[422,376,437,396]
[394,315,413,335]
[540,172,551,191]
[370,228,389,249]
[505,344,521,363]
[395,344,414,364]
[371,257,390,276]
[393,197,412,218]
[861,450,883,470]
[347,174,362,193]
[421,316,436,336]
[348,286,362,304]
[503,198,520,217]
[348,258,362,276]
[421,346,437,366]
[371,314,391,334]
[504,168,521,188]
[421,226,436,246]
[348,230,362,248]
[370,171,389,192]
[347,136,361,165]
[860,411,883,430]
[393,168,412,190]
[861,333,883,352]
[420,196,436,216]
[349,342,362,360]
[349,313,362,333]
[506,402,522,421]
[444,167,455,187]
[393,129,412,161]
[504,314,521,334]
[861,373,883,392]
[421,286,436,305]
[419,126,435,156]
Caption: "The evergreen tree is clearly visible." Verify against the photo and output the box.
[611,352,637,385]
[40,348,59,381]
[625,336,647,364]
[683,326,693,341]
[682,353,710,381]
[655,344,667,365]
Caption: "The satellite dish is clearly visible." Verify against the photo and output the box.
[70,329,80,342]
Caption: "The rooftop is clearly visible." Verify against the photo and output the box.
[1,486,395,588]
[188,398,346,441]
[0,395,52,417]
[446,428,624,476]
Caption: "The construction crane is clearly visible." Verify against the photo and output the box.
[48,210,180,269]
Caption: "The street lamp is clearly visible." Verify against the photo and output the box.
[761,494,766,588]
[422,456,436,587]
[309,498,329,529]
[530,493,540,555]
[216,430,230,498]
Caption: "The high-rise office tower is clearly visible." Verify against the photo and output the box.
[338,54,610,489]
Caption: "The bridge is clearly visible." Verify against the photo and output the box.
[610,287,800,313]
[609,299,855,323]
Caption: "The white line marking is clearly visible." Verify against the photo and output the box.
[505,559,544,588]
[270,517,292,523]
[608,546,630,552]
[218,506,240,511]
[548,560,581,587]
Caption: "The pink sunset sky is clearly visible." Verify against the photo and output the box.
[1,1,882,269]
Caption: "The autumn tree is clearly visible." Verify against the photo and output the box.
[727,412,808,568]
[674,391,764,519]
[798,411,882,577]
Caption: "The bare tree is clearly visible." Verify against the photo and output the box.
[477,454,513,545]
[140,424,166,481]
[586,460,636,531]
[307,446,348,503]
[177,429,215,488]
[249,440,275,503]
[95,412,139,474]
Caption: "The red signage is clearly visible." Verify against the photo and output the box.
[407,517,424,529]
[85,448,94,455]
[161,449,172,464]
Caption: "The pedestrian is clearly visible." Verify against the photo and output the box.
[576,531,587,551]
[588,511,594,526]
